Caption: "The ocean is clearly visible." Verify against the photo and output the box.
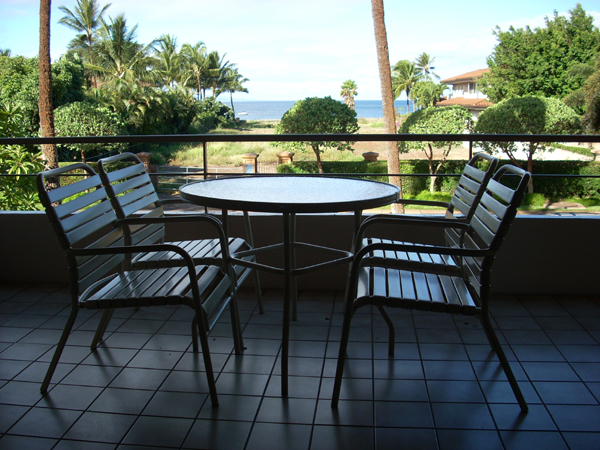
[229,99,414,121]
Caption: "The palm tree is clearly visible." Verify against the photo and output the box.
[340,80,358,110]
[39,0,59,186]
[92,14,153,83]
[392,59,422,114]
[204,51,231,98]
[153,34,180,88]
[0,49,11,57]
[411,81,447,109]
[371,0,403,213]
[181,42,208,99]
[415,52,439,81]
[217,67,249,113]
[58,0,111,87]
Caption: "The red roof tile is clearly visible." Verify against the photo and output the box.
[435,97,493,109]
[441,68,490,84]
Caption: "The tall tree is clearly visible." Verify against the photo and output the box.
[391,59,422,114]
[58,0,110,87]
[39,0,59,183]
[274,97,359,174]
[415,52,439,81]
[371,0,402,213]
[410,81,447,109]
[204,51,231,98]
[340,79,358,110]
[481,4,600,102]
[181,41,208,99]
[474,96,582,193]
[153,34,180,88]
[564,55,600,133]
[401,106,472,192]
[216,67,248,113]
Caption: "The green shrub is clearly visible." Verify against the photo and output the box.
[522,193,546,207]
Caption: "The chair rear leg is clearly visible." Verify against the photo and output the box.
[481,315,528,412]
[376,305,395,355]
[41,308,79,394]
[332,304,357,408]
[228,289,244,355]
[193,306,219,407]
[91,309,113,350]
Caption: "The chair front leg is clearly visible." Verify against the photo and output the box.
[41,307,79,394]
[91,309,113,350]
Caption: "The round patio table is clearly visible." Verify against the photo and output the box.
[180,175,400,395]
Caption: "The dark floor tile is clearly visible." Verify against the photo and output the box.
[375,401,434,428]
[562,431,600,450]
[323,357,372,379]
[427,380,485,403]
[53,440,115,450]
[419,343,469,360]
[432,402,495,429]
[375,427,438,450]
[198,394,261,421]
[0,327,32,343]
[89,388,153,415]
[264,375,322,399]
[174,351,230,372]
[16,328,62,345]
[216,372,269,396]
[122,416,193,448]
[423,360,477,381]
[0,380,46,406]
[246,422,312,450]
[534,381,598,405]
[37,384,103,410]
[480,380,540,405]
[275,356,325,378]
[372,359,425,380]
[256,397,317,424]
[0,435,57,450]
[108,367,169,390]
[0,359,31,380]
[38,345,92,365]
[0,343,53,361]
[63,411,136,443]
[222,354,277,375]
[512,345,566,362]
[238,338,281,356]
[521,362,580,381]
[60,364,121,387]
[9,406,82,439]
[314,399,373,426]
[490,404,557,431]
[100,332,153,349]
[500,430,569,450]
[182,419,251,450]
[372,379,429,402]
[142,390,207,418]
[126,349,183,370]
[0,404,29,433]
[571,362,600,382]
[319,376,373,401]
[310,425,374,450]
[557,345,600,363]
[437,429,503,450]
[547,404,600,432]
[159,370,212,394]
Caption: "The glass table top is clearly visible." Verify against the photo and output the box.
[180,175,400,213]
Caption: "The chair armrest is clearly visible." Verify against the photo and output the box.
[356,214,469,245]
[395,198,451,209]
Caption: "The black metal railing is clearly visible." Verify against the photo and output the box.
[2,132,600,184]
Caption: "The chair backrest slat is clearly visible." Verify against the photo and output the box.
[46,174,103,205]
[98,153,169,248]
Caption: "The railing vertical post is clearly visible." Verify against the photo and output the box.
[469,140,473,160]
[203,141,208,180]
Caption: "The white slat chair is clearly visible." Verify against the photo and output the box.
[354,153,499,274]
[333,164,531,412]
[97,152,263,313]
[38,163,242,406]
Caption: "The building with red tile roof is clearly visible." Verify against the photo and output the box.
[436,68,492,116]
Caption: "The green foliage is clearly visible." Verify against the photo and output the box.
[0,55,85,134]
[523,193,546,207]
[0,145,44,211]
[54,101,126,162]
[189,97,236,133]
[481,4,600,102]
[474,96,582,168]
[410,81,447,108]
[274,97,359,173]
[400,106,472,151]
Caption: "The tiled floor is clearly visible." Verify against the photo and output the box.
[1,284,599,450]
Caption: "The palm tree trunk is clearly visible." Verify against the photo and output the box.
[39,0,59,189]
[371,0,403,213]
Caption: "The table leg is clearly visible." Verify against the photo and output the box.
[291,213,298,321]
[281,212,293,396]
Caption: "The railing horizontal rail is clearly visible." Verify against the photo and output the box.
[2,133,600,146]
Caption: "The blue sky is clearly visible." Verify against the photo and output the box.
[1,0,599,101]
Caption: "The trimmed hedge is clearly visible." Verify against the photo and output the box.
[279,159,600,198]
